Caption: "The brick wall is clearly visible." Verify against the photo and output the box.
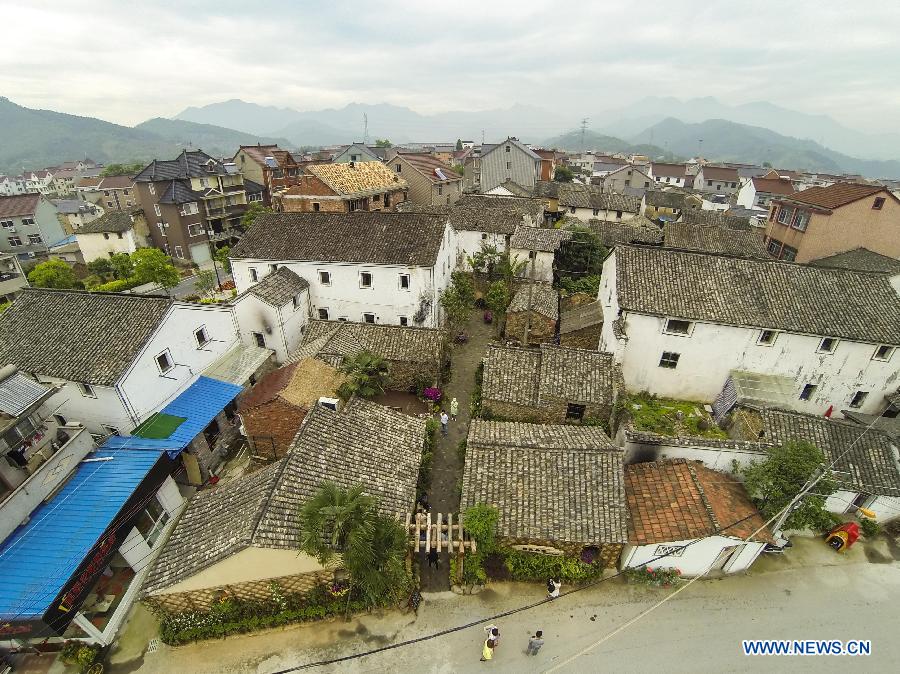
[560,324,602,349]
[483,398,613,430]
[143,568,335,616]
[243,398,307,461]
[505,310,556,346]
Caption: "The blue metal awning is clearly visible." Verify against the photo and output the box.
[0,446,164,620]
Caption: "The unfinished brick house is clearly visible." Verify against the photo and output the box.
[461,420,627,564]
[504,282,558,346]
[481,343,619,427]
[559,300,603,348]
[273,161,408,213]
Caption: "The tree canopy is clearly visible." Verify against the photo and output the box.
[455,139,463,150]
[374,139,392,148]
[131,248,180,290]
[27,259,80,289]
[100,162,144,177]
[240,202,273,229]
[554,225,606,295]
[553,165,575,182]
[337,351,390,400]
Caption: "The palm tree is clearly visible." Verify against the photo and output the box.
[337,351,390,400]
[344,515,409,606]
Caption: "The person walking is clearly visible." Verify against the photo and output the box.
[450,397,459,420]
[440,410,449,436]
[480,638,495,662]
[526,630,545,656]
[427,548,439,568]
[547,578,561,600]
[484,625,500,646]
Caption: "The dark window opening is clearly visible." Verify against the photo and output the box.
[566,403,586,420]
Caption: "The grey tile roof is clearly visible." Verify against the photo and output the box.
[496,180,534,197]
[134,150,231,181]
[76,211,134,235]
[808,248,900,275]
[246,268,309,307]
[482,344,615,408]
[680,208,752,230]
[0,371,51,417]
[645,190,697,210]
[533,181,561,199]
[508,283,558,319]
[840,410,900,441]
[461,420,627,545]
[158,180,205,205]
[557,184,641,213]
[614,245,900,345]
[509,226,572,252]
[230,212,448,267]
[252,398,424,548]
[584,218,662,247]
[663,222,770,259]
[0,289,172,385]
[243,178,264,195]
[762,409,900,497]
[560,301,603,335]
[449,195,544,234]
[143,460,284,595]
[291,320,446,366]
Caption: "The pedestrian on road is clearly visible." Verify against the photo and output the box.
[547,578,561,600]
[484,625,500,646]
[450,397,459,420]
[480,638,495,661]
[440,410,449,436]
[527,630,544,655]
[427,549,440,568]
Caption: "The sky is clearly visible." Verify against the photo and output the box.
[2,1,899,133]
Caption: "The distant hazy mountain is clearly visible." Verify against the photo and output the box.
[134,118,292,157]
[596,96,900,160]
[540,129,679,160]
[632,118,900,178]
[174,99,574,147]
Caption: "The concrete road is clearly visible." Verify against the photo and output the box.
[115,537,900,674]
[169,270,233,299]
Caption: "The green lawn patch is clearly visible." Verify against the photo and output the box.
[625,393,727,439]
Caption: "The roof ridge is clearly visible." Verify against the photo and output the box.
[686,463,722,533]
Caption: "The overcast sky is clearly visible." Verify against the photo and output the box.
[2,1,898,133]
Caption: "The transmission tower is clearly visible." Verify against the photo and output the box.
[580,118,588,153]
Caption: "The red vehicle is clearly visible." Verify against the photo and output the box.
[825,522,860,552]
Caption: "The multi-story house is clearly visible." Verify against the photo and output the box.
[274,161,408,213]
[74,211,150,263]
[229,211,458,329]
[464,137,542,193]
[556,183,641,223]
[0,194,65,258]
[736,172,795,210]
[597,245,900,416]
[52,198,102,234]
[595,164,654,194]
[764,183,900,263]
[533,149,566,181]
[331,143,384,164]
[391,153,462,206]
[77,176,138,211]
[0,175,27,196]
[649,162,688,187]
[694,165,740,195]
[0,252,27,302]
[233,144,300,205]
[133,150,250,264]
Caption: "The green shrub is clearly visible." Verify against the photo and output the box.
[60,641,101,672]
[502,549,605,583]
[859,517,880,538]
[624,566,682,587]
[92,277,142,293]
[471,361,484,415]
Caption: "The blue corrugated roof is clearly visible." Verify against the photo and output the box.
[0,447,163,620]
[157,376,242,446]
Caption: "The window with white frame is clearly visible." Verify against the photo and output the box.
[78,382,95,398]
[359,271,372,288]
[153,203,161,217]
[318,270,331,285]
[777,206,794,225]
[187,223,203,237]
[757,330,778,346]
[664,319,692,336]
[249,267,258,282]
[0,220,13,229]
[873,345,895,361]
[155,349,174,374]
[654,544,685,557]
[817,337,838,353]
[658,351,680,369]
[399,273,410,290]
[799,383,817,401]
[194,326,210,347]
[149,183,156,196]
[173,245,184,259]
[135,496,170,547]
[27,234,42,244]
[7,236,22,247]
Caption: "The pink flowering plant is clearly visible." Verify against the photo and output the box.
[423,387,442,403]
[328,581,350,598]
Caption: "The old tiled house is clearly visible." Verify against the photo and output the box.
[445,194,545,267]
[461,420,627,563]
[391,153,462,206]
[642,189,702,221]
[508,225,571,283]
[504,282,558,345]
[809,247,900,275]
[694,165,740,195]
[274,161,408,213]
[464,137,542,193]
[233,144,300,205]
[559,300,603,349]
[481,343,618,425]
[663,221,770,258]
[143,398,424,614]
[557,183,641,223]
[291,319,447,391]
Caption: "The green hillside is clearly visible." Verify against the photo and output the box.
[134,118,293,157]
[541,129,679,161]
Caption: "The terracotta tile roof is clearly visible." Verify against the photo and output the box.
[462,420,627,545]
[397,153,461,184]
[663,222,770,259]
[750,177,795,196]
[508,282,558,319]
[808,248,900,275]
[230,211,448,266]
[306,161,407,196]
[0,194,39,218]
[778,183,889,211]
[237,362,299,411]
[238,357,344,412]
[77,177,103,189]
[97,176,135,190]
[624,460,773,545]
[239,145,295,168]
[613,245,900,345]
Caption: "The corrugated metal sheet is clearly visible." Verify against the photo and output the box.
[156,376,242,446]
[203,345,272,385]
[0,372,52,416]
[0,446,162,619]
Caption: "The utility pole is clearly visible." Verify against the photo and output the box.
[580,118,589,153]
[698,138,703,159]
[205,228,222,289]
[481,129,485,145]
[363,114,368,145]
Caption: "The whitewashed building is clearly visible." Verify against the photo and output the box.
[464,137,541,193]
[694,165,740,195]
[508,226,572,283]
[73,211,147,262]
[598,245,900,416]
[736,174,796,210]
[649,163,688,188]
[230,211,457,329]
[557,183,641,223]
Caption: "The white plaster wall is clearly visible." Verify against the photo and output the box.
[118,476,185,572]
[621,536,764,576]
[118,304,239,425]
[232,291,310,363]
[824,489,860,515]
[512,249,554,283]
[76,230,139,263]
[623,440,765,472]
[865,495,900,522]
[34,379,134,435]
[566,207,637,223]
[457,231,507,270]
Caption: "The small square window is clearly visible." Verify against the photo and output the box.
[360,271,373,288]
[249,267,258,282]
[849,391,869,408]
[363,312,376,324]
[194,326,209,347]
[156,350,174,374]
[799,383,817,401]
[505,145,511,152]
[873,345,895,361]
[399,316,408,326]
[872,197,885,210]
[399,274,410,290]
[758,330,777,345]
[615,210,622,219]
[664,319,692,335]
[818,337,838,353]
[528,250,536,259]
[318,308,329,320]
[293,293,303,309]
[592,208,599,216]
[318,270,331,285]
[565,403,586,420]
[313,202,321,212]
[481,233,488,240]
[269,264,278,274]
[253,332,266,348]
[78,382,95,398]
[659,351,680,369]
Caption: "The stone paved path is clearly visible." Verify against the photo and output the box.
[419,311,493,591]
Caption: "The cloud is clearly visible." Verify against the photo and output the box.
[0,1,898,134]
